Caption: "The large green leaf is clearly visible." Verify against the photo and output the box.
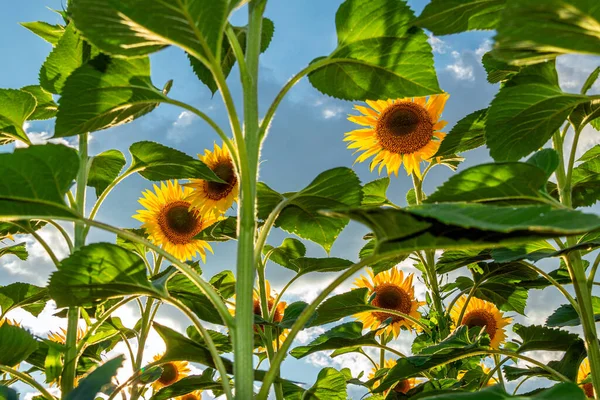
[263,238,306,271]
[304,368,348,400]
[309,288,378,327]
[190,18,275,94]
[55,55,167,137]
[70,0,229,59]
[512,324,579,353]
[415,0,506,35]
[565,146,600,207]
[39,23,100,95]
[49,243,165,307]
[493,0,600,65]
[209,270,236,300]
[546,297,600,327]
[435,109,487,158]
[21,21,65,45]
[0,144,79,219]
[417,383,587,400]
[361,178,391,207]
[66,356,124,400]
[291,322,378,359]
[490,241,556,263]
[186,326,232,354]
[167,273,222,325]
[0,89,35,144]
[20,85,58,121]
[88,150,126,198]
[436,249,491,274]
[482,53,521,84]
[194,217,237,241]
[486,62,592,161]
[0,386,18,400]
[0,283,48,317]
[0,324,39,367]
[359,238,409,275]
[0,243,28,261]
[151,369,221,400]
[129,141,223,182]
[290,257,354,276]
[425,162,549,204]
[308,0,440,100]
[260,168,362,252]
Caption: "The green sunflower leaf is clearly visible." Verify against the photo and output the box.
[189,18,274,94]
[425,162,550,204]
[167,273,223,325]
[359,239,409,275]
[546,298,600,327]
[0,243,28,261]
[55,55,168,137]
[0,88,36,144]
[290,257,355,276]
[414,0,506,35]
[263,238,306,271]
[304,368,348,400]
[151,369,222,400]
[186,327,232,354]
[361,177,391,207]
[419,325,490,356]
[0,324,39,367]
[66,355,124,400]
[413,383,587,399]
[291,322,378,359]
[548,145,600,207]
[493,0,600,66]
[279,301,315,330]
[129,141,223,182]
[0,386,18,400]
[70,0,230,59]
[309,288,370,327]
[88,150,126,198]
[209,270,236,300]
[436,249,491,274]
[308,0,440,100]
[482,52,521,84]
[49,243,165,308]
[0,282,48,317]
[259,167,362,253]
[512,324,579,353]
[194,216,237,241]
[486,61,594,161]
[116,228,148,258]
[490,241,556,263]
[20,21,65,45]
[434,108,488,158]
[0,144,79,219]
[20,85,57,121]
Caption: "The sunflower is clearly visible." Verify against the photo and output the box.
[134,180,221,261]
[354,268,424,338]
[369,359,418,395]
[0,318,19,327]
[252,280,288,350]
[152,354,191,391]
[48,326,87,344]
[458,362,498,386]
[185,143,239,217]
[179,391,202,400]
[450,296,512,349]
[345,94,449,178]
[578,358,594,398]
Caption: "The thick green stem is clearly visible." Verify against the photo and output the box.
[234,2,266,398]
[554,128,600,399]
[62,133,88,397]
[130,297,155,400]
[0,365,56,400]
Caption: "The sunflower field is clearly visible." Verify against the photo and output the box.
[1,0,600,399]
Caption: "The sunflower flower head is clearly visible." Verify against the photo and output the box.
[48,326,87,344]
[134,180,221,262]
[368,359,418,394]
[0,318,20,328]
[354,268,424,338]
[152,354,191,391]
[185,143,239,217]
[450,296,512,349]
[345,94,449,179]
[252,280,288,349]
[179,391,202,400]
[458,361,497,386]
[578,358,594,398]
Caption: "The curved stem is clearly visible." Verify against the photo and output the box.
[20,223,60,267]
[362,350,379,369]
[565,126,583,195]
[481,355,509,389]
[493,353,506,390]
[167,297,233,400]
[456,285,478,326]
[0,365,56,400]
[446,288,470,316]
[513,376,534,395]
[589,252,600,290]
[519,261,579,311]
[254,198,290,267]
[225,24,250,96]
[43,219,73,252]
[270,274,299,320]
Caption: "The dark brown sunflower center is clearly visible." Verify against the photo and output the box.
[158,362,179,386]
[205,161,237,200]
[462,310,497,339]
[181,393,200,400]
[371,283,412,323]
[158,201,203,245]
[582,382,594,398]
[253,298,283,322]
[375,102,433,155]
[394,379,411,394]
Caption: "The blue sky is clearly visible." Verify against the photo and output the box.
[2,1,600,398]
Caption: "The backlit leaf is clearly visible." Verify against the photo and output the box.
[415,0,506,35]
[263,238,306,271]
[361,178,390,207]
[304,368,348,400]
[291,322,377,359]
[20,85,57,121]
[546,298,600,327]
[0,243,28,261]
[0,89,35,144]
[0,324,38,367]
[512,324,579,353]
[66,356,124,400]
[168,273,222,325]
[434,109,487,158]
[88,150,126,198]
[21,21,65,45]
[0,282,48,317]
[482,52,521,84]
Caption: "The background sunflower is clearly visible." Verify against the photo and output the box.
[450,296,512,349]
[369,359,418,395]
[152,354,191,391]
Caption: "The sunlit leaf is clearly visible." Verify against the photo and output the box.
[361,178,390,207]
[304,368,348,400]
[194,217,237,241]
[415,0,506,35]
[20,21,65,45]
[0,144,79,219]
[0,324,38,367]
[546,298,600,327]
[129,141,223,182]
[309,288,374,327]
[55,56,167,137]
[20,85,57,121]
[493,0,600,65]
[434,109,487,158]
[486,62,592,161]
[167,273,222,325]
[436,249,491,274]
[49,243,165,307]
[0,88,35,144]
[186,327,232,354]
[512,324,579,353]
[88,150,126,198]
[66,356,124,400]
[0,243,28,261]
[482,53,521,84]
[308,0,440,100]
[116,228,148,258]
[291,322,377,359]
[290,257,354,276]
[0,282,48,317]
[490,241,556,263]
[209,270,236,299]
[263,238,306,271]
[359,239,408,275]
[151,369,221,400]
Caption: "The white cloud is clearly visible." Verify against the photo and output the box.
[321,106,345,119]
[475,39,492,59]
[428,33,450,54]
[556,54,600,93]
[446,51,475,82]
[167,111,198,143]
[15,122,73,149]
